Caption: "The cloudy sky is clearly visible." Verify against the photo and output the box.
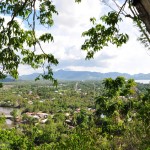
[18,0,150,75]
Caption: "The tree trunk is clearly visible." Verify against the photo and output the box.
[135,0,150,34]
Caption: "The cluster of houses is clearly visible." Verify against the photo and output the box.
[22,107,96,127]
[25,112,49,123]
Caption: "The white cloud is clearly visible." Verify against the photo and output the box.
[4,0,150,75]
[18,65,43,75]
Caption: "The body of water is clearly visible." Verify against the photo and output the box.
[135,80,150,84]
[0,107,14,125]
[0,107,14,115]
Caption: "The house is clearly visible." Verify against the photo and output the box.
[28,101,33,105]
[25,112,49,124]
[36,112,48,119]
[26,112,48,119]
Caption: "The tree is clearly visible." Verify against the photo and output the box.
[0,115,5,128]
[0,82,3,88]
[103,76,126,97]
[134,0,150,34]
[95,78,140,140]
[0,0,59,83]
[81,0,150,59]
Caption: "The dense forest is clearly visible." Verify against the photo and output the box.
[0,78,149,149]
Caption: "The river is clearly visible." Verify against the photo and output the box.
[135,80,150,84]
[0,107,14,115]
[0,107,14,125]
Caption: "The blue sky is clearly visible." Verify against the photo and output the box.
[3,0,150,75]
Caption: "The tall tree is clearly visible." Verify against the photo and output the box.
[82,0,150,59]
[0,0,58,83]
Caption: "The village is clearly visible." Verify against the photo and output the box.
[0,81,97,128]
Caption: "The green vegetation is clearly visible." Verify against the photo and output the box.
[0,78,149,149]
[0,1,150,149]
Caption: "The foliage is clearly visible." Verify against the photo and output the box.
[94,77,150,149]
[102,76,136,97]
[0,115,5,128]
[0,82,3,88]
[82,12,129,59]
[0,0,59,83]
[0,0,149,149]
[0,79,149,149]
[81,0,150,58]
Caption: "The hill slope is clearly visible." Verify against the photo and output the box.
[19,70,150,81]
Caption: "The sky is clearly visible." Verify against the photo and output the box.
[11,0,150,75]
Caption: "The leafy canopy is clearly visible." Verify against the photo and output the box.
[0,0,59,84]
[82,0,150,59]
[82,12,129,59]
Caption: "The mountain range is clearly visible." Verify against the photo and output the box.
[17,70,150,81]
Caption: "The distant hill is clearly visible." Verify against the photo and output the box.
[0,77,15,82]
[53,70,131,80]
[18,70,150,81]
[19,73,40,81]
